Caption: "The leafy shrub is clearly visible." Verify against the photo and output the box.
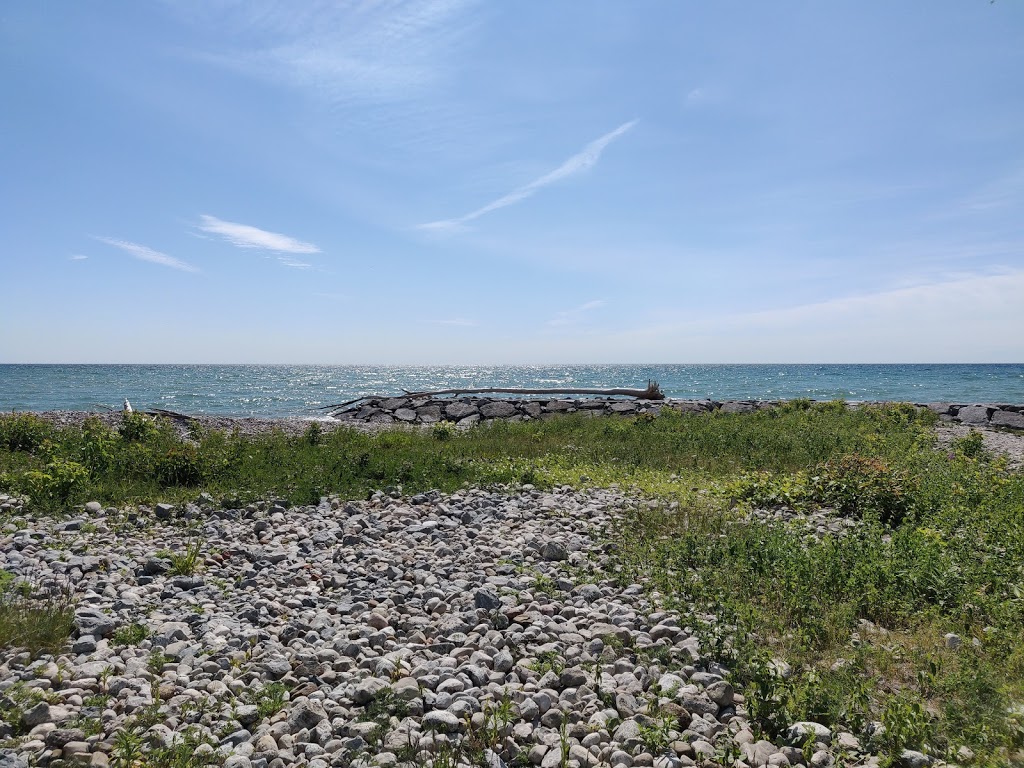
[951,429,985,459]
[155,446,202,486]
[18,459,89,509]
[431,421,458,441]
[0,413,53,452]
[303,421,323,445]
[80,417,117,475]
[118,411,158,442]
[723,470,811,508]
[811,453,912,525]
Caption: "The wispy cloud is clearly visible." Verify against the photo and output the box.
[69,254,88,261]
[422,120,639,232]
[548,300,606,327]
[198,215,320,254]
[598,270,1024,363]
[434,318,477,327]
[94,237,199,273]
[179,0,476,106]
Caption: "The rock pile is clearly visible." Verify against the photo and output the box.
[0,488,883,768]
[333,396,1024,431]
[923,402,1024,430]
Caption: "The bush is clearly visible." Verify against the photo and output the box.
[810,453,912,526]
[118,411,158,442]
[0,413,53,453]
[17,459,89,509]
[155,446,202,486]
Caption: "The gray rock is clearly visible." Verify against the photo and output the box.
[517,698,539,721]
[898,750,932,768]
[539,541,568,561]
[287,701,326,733]
[559,667,589,689]
[20,702,52,729]
[422,710,463,733]
[0,751,29,768]
[957,405,990,425]
[74,608,116,638]
[155,502,176,519]
[991,409,1024,429]
[235,705,260,727]
[392,677,420,701]
[393,409,418,423]
[416,406,442,423]
[352,677,390,705]
[445,403,479,420]
[72,635,98,655]
[480,401,517,419]
[785,722,831,747]
[705,680,734,707]
[474,588,502,611]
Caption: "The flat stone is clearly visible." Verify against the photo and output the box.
[393,409,417,423]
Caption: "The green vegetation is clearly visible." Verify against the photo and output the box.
[1,404,1023,764]
[112,621,150,646]
[0,569,74,657]
[0,402,941,510]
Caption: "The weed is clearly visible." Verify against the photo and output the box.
[112,622,149,646]
[111,727,146,768]
[531,572,559,597]
[303,421,323,446]
[0,574,74,657]
[164,540,203,576]
[952,429,985,459]
[246,681,288,720]
[638,714,675,753]
[147,649,169,675]
[530,649,565,677]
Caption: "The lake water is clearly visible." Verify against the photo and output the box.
[1,364,1022,418]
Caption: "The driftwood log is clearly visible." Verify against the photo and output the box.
[318,381,664,414]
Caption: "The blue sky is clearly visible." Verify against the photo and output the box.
[2,1,1022,363]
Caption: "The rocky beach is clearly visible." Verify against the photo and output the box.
[2,402,1023,768]
[1,485,900,768]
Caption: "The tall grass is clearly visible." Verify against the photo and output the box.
[0,402,930,510]
[0,571,75,657]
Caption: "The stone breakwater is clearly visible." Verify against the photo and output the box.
[334,396,1024,431]
[3,488,888,768]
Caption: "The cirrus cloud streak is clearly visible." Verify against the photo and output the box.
[198,215,321,254]
[94,237,200,273]
[422,120,638,232]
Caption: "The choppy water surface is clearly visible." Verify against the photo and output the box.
[1,364,1022,417]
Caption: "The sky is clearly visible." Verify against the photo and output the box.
[1,1,1022,364]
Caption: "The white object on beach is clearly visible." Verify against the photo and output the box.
[123,399,133,413]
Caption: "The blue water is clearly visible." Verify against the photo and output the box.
[1,364,1022,417]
